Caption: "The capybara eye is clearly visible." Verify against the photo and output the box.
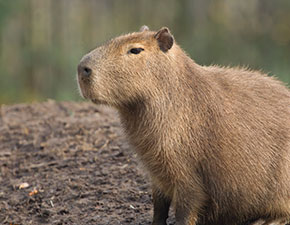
[129,48,144,54]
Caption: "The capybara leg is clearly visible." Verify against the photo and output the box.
[175,186,206,225]
[251,218,290,225]
[250,219,266,225]
[175,205,198,225]
[152,186,171,225]
[262,218,290,225]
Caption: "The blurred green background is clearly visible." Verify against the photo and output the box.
[0,0,289,104]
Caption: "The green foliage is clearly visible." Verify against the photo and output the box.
[0,0,289,104]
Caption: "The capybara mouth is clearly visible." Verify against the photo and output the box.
[91,99,98,104]
[91,98,105,105]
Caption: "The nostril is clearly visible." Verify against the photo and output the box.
[83,67,92,77]
[78,64,92,79]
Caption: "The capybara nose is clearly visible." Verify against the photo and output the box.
[78,64,92,79]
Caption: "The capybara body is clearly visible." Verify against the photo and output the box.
[77,26,290,225]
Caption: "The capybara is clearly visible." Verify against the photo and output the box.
[77,26,290,225]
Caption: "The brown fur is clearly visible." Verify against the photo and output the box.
[77,26,290,225]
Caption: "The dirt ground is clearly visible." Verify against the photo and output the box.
[1,101,289,225]
[0,101,176,225]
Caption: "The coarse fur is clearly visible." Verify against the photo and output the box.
[77,26,290,225]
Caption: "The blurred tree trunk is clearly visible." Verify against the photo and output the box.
[30,0,52,99]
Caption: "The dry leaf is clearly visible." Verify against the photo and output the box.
[29,189,38,196]
[19,182,29,189]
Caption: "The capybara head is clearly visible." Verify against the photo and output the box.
[77,26,175,108]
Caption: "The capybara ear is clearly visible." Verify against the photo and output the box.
[140,25,149,32]
[154,27,174,52]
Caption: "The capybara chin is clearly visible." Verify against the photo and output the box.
[77,25,290,225]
